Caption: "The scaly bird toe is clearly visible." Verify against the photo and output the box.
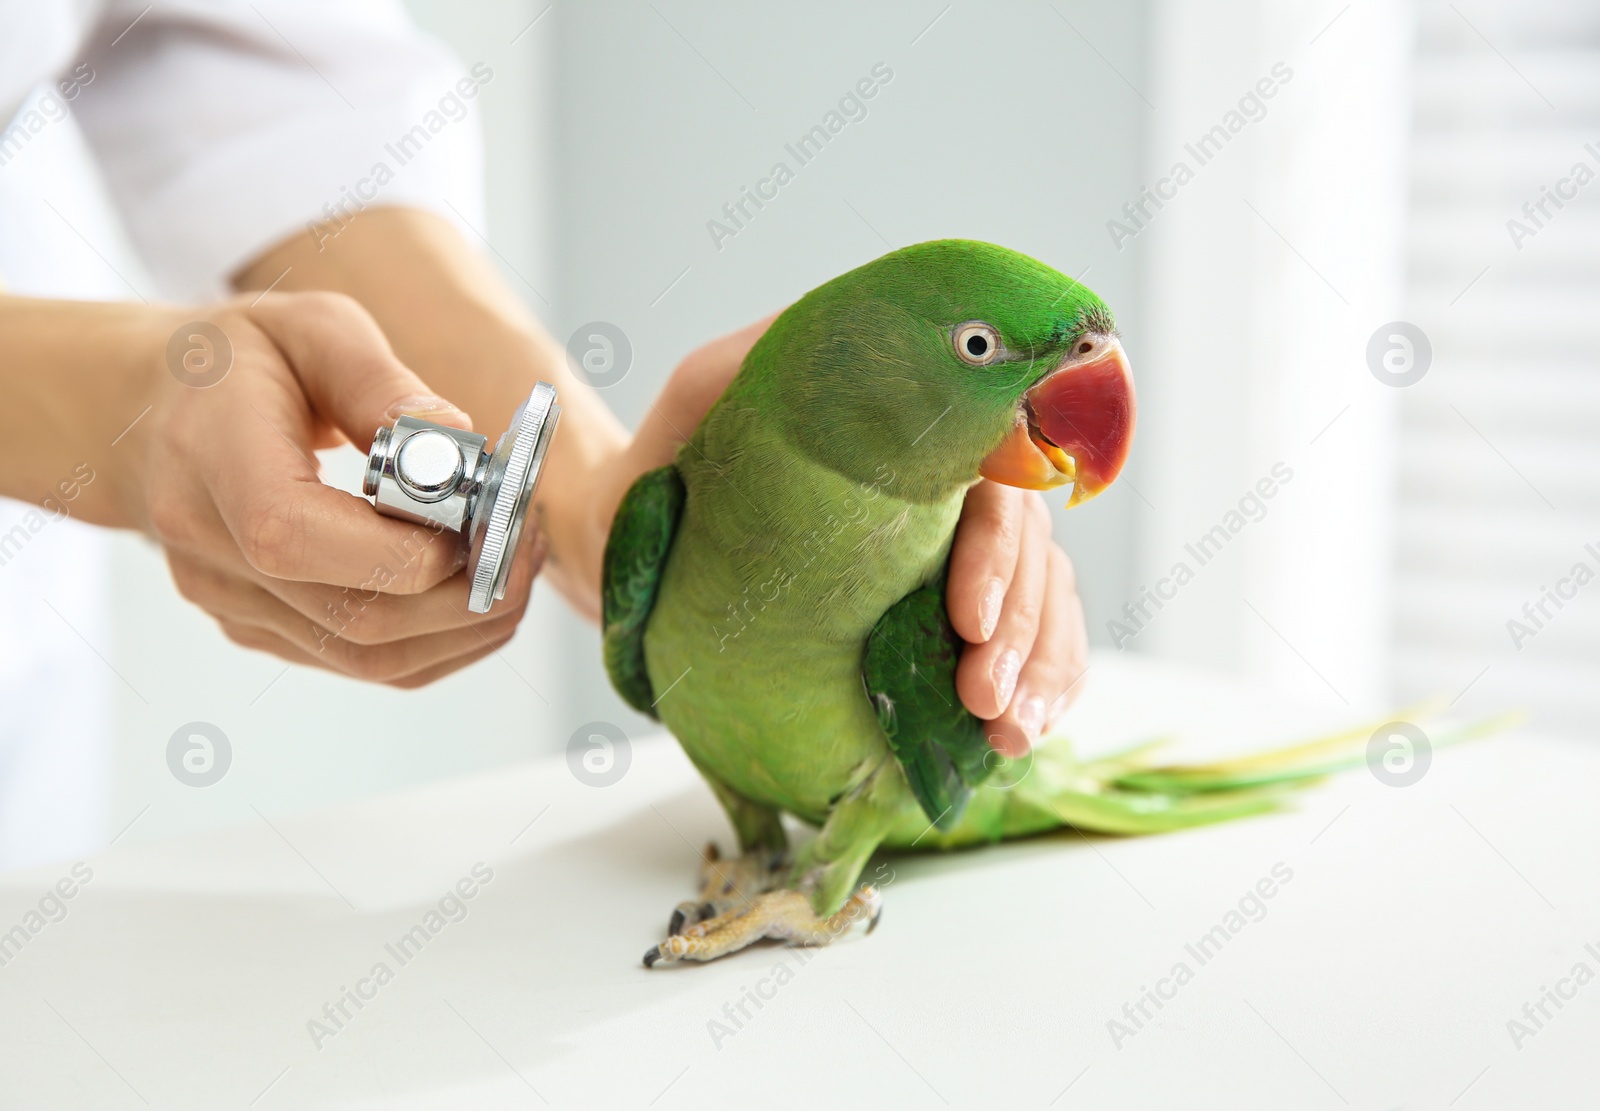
[644,885,882,967]
[665,843,790,936]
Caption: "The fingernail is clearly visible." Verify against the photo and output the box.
[979,578,1004,641]
[385,395,465,421]
[992,649,1020,712]
[1015,695,1047,739]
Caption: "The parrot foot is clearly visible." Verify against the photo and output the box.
[644,884,881,967]
[667,842,789,937]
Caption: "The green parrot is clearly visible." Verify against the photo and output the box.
[603,240,1392,966]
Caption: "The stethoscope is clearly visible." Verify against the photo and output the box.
[362,384,560,614]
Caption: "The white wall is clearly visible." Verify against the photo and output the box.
[1131,0,1411,712]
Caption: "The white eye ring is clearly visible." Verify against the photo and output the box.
[953,322,1001,366]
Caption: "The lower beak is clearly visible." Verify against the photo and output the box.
[978,340,1135,507]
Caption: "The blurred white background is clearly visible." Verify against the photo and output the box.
[3,0,1593,865]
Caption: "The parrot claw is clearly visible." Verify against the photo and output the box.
[643,886,882,967]
[667,900,721,936]
[644,849,892,966]
[665,844,791,937]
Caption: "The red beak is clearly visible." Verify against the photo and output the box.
[978,338,1135,506]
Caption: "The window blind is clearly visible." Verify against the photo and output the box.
[1397,1,1600,735]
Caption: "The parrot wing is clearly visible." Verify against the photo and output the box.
[602,465,686,718]
[862,576,992,831]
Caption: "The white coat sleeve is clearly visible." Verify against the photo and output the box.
[71,0,489,299]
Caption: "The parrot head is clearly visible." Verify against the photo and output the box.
[759,240,1134,505]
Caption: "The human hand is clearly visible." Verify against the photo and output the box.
[129,292,538,686]
[947,483,1088,757]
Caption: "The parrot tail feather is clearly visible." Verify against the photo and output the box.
[1107,708,1516,796]
[1027,783,1292,837]
[930,705,1518,845]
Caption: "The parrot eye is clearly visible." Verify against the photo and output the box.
[953,322,1001,366]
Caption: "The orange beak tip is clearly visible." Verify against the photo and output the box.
[976,423,1075,491]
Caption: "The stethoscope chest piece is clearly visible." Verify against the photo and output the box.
[364,383,560,613]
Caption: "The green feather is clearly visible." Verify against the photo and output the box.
[1108,709,1518,795]
[601,465,683,718]
[863,576,993,829]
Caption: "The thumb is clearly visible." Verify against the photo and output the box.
[248,292,472,448]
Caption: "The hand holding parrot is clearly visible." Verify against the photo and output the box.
[585,306,1088,752]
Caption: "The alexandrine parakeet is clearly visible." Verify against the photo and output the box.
[605,240,1373,967]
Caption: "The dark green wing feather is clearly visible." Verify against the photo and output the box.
[602,465,685,717]
[862,576,992,829]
